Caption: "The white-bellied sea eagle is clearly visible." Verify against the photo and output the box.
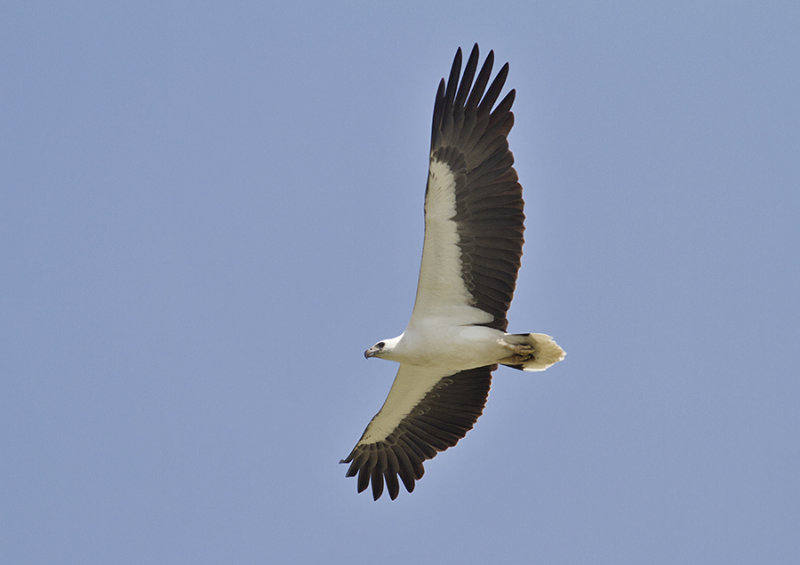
[341,45,565,500]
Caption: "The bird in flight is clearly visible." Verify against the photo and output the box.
[341,45,565,500]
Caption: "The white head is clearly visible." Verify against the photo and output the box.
[364,335,402,360]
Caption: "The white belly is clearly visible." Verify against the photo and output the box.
[391,323,508,370]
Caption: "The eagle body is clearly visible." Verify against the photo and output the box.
[374,327,515,370]
[342,45,565,500]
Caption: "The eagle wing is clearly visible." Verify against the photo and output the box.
[410,44,524,332]
[340,364,493,500]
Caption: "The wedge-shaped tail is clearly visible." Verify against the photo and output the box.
[501,333,566,371]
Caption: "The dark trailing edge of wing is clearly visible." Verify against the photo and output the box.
[340,366,494,500]
[429,44,524,331]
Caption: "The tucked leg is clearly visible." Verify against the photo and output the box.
[498,338,535,364]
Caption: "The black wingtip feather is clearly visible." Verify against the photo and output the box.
[370,467,384,500]
[454,44,480,111]
[442,47,463,120]
[481,62,509,113]
[466,50,494,112]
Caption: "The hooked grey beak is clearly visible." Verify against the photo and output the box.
[364,347,377,359]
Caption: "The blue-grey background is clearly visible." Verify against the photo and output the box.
[3,2,798,564]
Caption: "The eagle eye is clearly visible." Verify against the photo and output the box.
[377,342,385,348]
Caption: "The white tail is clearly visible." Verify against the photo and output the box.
[501,333,566,372]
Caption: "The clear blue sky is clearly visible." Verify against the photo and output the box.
[3,2,799,564]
